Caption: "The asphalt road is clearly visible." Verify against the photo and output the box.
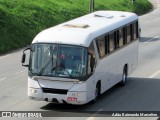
[0,2,160,120]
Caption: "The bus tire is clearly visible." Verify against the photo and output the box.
[91,81,100,104]
[120,66,127,86]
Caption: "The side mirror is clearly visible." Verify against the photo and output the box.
[22,47,30,67]
[22,53,26,63]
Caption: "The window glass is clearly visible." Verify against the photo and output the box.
[118,29,124,47]
[105,35,109,54]
[88,42,96,58]
[131,24,133,41]
[136,21,139,38]
[109,33,115,52]
[123,27,127,45]
[133,22,138,40]
[29,44,87,78]
[114,31,118,49]
[127,25,131,43]
[96,36,105,58]
[88,42,96,74]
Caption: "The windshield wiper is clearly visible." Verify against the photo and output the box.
[38,56,53,75]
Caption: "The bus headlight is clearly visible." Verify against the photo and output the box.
[31,88,38,94]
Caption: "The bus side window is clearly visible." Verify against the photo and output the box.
[127,25,131,43]
[136,21,139,38]
[105,35,109,54]
[131,24,133,41]
[117,30,119,48]
[96,36,105,58]
[123,27,127,45]
[109,32,115,52]
[118,29,124,47]
[133,21,138,40]
[88,42,96,74]
[114,31,118,49]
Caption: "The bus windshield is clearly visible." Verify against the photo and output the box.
[29,44,87,78]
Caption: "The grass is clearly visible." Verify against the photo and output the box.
[0,0,152,54]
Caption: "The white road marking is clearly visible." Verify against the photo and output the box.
[0,78,7,82]
[143,36,159,43]
[149,70,160,78]
[15,70,26,75]
[86,117,95,120]
[86,109,103,120]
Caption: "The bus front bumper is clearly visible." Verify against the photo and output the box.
[28,87,88,105]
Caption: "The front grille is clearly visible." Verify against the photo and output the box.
[42,88,68,94]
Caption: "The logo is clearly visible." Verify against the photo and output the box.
[2,112,11,117]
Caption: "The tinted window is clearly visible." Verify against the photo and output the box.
[133,22,138,40]
[127,25,131,43]
[123,27,127,44]
[117,29,124,47]
[109,33,115,52]
[88,41,96,58]
[96,36,105,58]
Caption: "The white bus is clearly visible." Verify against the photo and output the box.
[22,11,139,105]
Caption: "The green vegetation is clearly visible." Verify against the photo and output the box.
[0,0,152,54]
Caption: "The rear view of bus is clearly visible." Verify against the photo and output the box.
[22,11,140,105]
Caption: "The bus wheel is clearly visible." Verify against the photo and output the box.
[91,82,100,104]
[120,67,127,86]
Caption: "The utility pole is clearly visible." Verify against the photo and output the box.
[90,0,94,13]
[131,0,135,4]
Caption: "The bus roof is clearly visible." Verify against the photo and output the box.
[32,11,138,47]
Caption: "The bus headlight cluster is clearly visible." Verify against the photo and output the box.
[31,88,38,94]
